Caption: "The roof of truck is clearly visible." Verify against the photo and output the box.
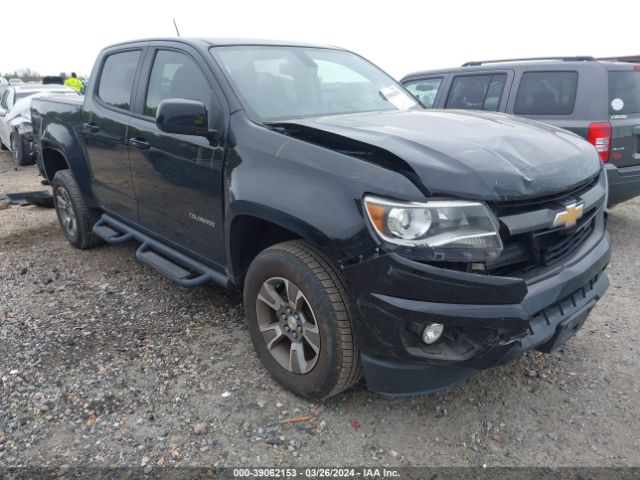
[105,37,342,50]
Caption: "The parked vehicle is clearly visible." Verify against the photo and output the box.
[0,78,9,99]
[32,39,610,399]
[1,84,78,166]
[42,76,65,85]
[401,57,640,207]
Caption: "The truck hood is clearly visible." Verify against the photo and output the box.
[270,109,602,201]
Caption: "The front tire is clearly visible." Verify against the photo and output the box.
[52,169,103,249]
[244,240,362,400]
[10,133,33,166]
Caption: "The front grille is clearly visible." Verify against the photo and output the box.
[486,187,602,276]
[534,212,596,265]
[422,175,604,277]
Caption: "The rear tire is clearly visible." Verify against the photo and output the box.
[244,240,362,400]
[10,133,32,166]
[52,169,103,249]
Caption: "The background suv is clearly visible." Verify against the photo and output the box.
[401,57,640,206]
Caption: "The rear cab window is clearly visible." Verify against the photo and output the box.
[609,70,640,115]
[514,71,578,115]
[445,74,507,111]
[97,50,141,110]
[404,77,443,108]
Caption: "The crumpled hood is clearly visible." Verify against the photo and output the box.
[280,109,601,201]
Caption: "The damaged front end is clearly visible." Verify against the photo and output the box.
[339,169,610,395]
[8,110,37,160]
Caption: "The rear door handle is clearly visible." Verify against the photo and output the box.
[129,137,150,150]
[83,122,99,133]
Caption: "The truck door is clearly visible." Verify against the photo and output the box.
[127,47,226,267]
[81,49,142,223]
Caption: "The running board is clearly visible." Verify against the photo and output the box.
[93,214,230,288]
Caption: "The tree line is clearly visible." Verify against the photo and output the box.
[1,68,79,82]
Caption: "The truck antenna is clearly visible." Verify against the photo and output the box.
[173,18,181,37]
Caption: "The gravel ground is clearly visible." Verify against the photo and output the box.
[1,150,639,469]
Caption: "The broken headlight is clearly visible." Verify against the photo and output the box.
[363,195,503,262]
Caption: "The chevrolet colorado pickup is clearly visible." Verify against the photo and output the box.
[31,38,611,399]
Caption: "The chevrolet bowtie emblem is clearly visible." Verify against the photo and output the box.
[553,202,584,228]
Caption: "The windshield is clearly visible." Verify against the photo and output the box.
[211,46,418,121]
[609,70,640,115]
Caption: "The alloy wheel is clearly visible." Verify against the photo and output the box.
[55,186,77,238]
[255,276,321,374]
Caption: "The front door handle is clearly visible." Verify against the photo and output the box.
[83,122,99,133]
[129,137,150,150]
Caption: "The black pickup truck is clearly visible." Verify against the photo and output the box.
[31,38,611,399]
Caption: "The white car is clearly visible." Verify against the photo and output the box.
[0,84,79,165]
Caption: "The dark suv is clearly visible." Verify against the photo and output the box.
[401,57,640,206]
[31,40,610,399]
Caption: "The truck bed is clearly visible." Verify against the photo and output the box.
[31,95,83,141]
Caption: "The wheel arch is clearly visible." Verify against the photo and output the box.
[226,201,331,285]
[40,147,70,181]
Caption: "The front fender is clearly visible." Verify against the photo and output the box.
[224,114,426,268]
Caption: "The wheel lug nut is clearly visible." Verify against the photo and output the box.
[285,326,290,332]
[292,332,297,339]
[297,326,302,332]
[281,314,287,320]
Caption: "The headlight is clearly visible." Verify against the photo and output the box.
[363,195,503,262]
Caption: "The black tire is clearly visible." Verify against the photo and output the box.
[244,240,362,400]
[10,133,33,166]
[52,169,103,249]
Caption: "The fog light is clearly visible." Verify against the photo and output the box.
[422,323,444,344]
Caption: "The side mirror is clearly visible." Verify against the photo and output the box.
[155,99,215,138]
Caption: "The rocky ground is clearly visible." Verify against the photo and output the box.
[0,151,639,469]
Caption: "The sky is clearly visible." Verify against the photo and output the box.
[2,0,638,80]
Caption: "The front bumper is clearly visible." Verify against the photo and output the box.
[343,218,611,396]
[605,162,640,207]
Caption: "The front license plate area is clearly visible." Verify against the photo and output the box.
[536,308,591,353]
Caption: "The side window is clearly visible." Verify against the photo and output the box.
[404,77,443,108]
[0,90,8,109]
[445,74,506,110]
[514,71,578,115]
[97,50,141,110]
[484,75,507,111]
[145,50,211,117]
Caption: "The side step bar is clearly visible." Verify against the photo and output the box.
[93,214,230,288]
